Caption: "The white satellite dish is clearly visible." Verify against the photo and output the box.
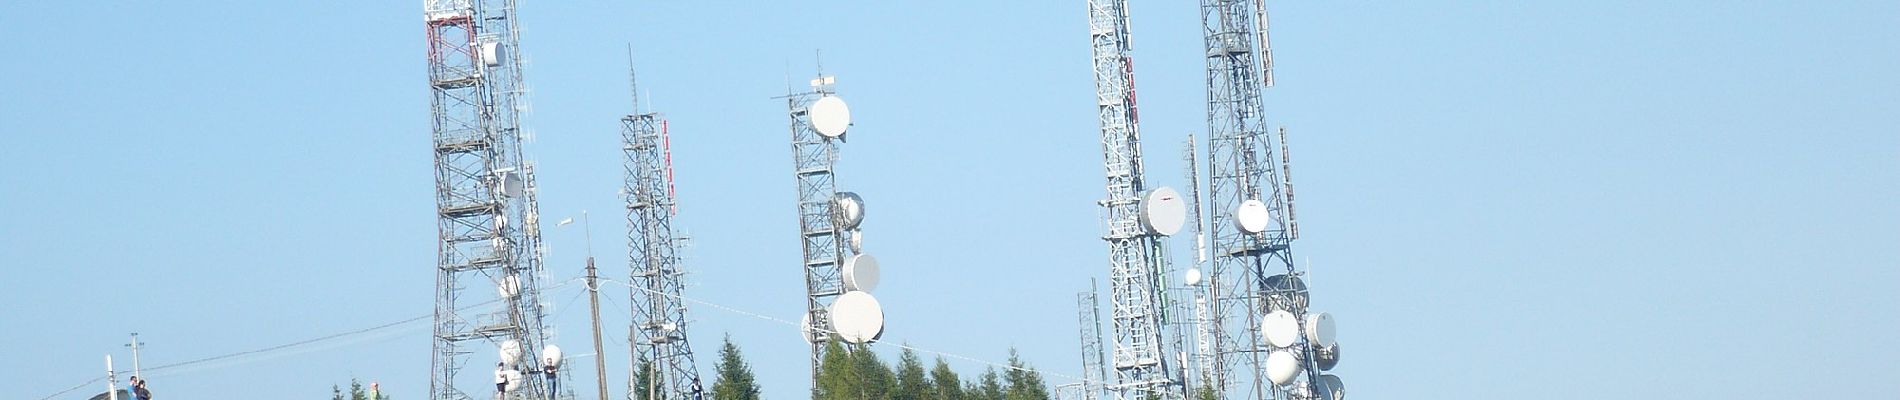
[1235,199,1270,234]
[478,41,502,67]
[1262,310,1300,348]
[828,291,884,344]
[503,369,524,391]
[1316,342,1341,371]
[1184,268,1203,286]
[499,339,523,366]
[1316,374,1344,400]
[1305,312,1336,348]
[843,253,880,293]
[499,171,524,198]
[1139,186,1188,236]
[542,345,563,367]
[833,192,865,230]
[799,313,823,344]
[846,229,864,253]
[498,275,521,298]
[809,96,852,138]
[1265,349,1303,387]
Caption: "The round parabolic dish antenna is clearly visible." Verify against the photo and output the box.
[542,345,562,366]
[1261,310,1300,348]
[498,275,521,298]
[833,192,865,230]
[1265,349,1303,387]
[799,313,823,344]
[1263,274,1309,312]
[1139,186,1188,236]
[1184,268,1203,286]
[1318,374,1344,400]
[843,253,881,293]
[1316,342,1341,371]
[499,339,523,366]
[500,171,524,198]
[829,291,884,344]
[1305,312,1337,348]
[1235,199,1270,233]
[809,96,852,138]
[847,229,864,253]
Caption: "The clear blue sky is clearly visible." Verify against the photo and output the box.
[3,1,1896,399]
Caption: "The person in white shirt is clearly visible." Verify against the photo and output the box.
[495,362,509,399]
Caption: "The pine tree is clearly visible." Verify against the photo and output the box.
[350,380,368,400]
[711,335,762,400]
[815,341,856,400]
[894,347,931,400]
[1193,383,1218,400]
[929,357,964,400]
[633,357,655,400]
[1002,349,1050,400]
[972,367,1005,400]
[850,344,895,400]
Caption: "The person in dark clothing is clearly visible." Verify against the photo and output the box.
[131,377,151,400]
[689,377,703,400]
[542,356,559,400]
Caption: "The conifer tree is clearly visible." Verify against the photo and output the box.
[711,335,762,400]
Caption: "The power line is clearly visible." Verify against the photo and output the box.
[37,278,584,400]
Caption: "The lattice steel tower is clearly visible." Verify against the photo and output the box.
[423,1,556,400]
[623,63,702,400]
[783,73,856,388]
[1087,0,1185,398]
[1197,1,1312,399]
[1076,282,1108,400]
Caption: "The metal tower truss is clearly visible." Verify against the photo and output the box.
[424,1,558,400]
[784,76,853,387]
[1197,1,1309,399]
[624,81,702,399]
[1076,283,1108,400]
[1087,0,1185,398]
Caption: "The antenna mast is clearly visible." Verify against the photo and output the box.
[423,0,557,399]
[623,64,703,399]
[1087,0,1186,398]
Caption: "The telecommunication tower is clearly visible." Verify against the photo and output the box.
[784,71,884,390]
[423,1,559,400]
[622,62,703,400]
[1197,2,1344,400]
[1075,282,1108,400]
[1086,0,1190,398]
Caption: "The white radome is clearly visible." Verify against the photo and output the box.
[833,192,865,230]
[1261,310,1301,348]
[1265,349,1303,387]
[1305,312,1337,348]
[809,96,852,138]
[843,253,881,293]
[847,229,864,253]
[1236,199,1270,233]
[1139,186,1188,236]
[828,291,885,344]
[542,345,563,367]
[1184,268,1203,286]
[499,339,523,366]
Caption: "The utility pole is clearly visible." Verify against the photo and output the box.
[125,333,145,378]
[584,212,609,400]
[106,355,119,400]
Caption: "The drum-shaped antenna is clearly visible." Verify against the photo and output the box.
[1235,199,1270,234]
[843,253,880,293]
[1261,310,1300,348]
[1265,349,1303,387]
[828,291,884,344]
[1140,186,1187,236]
[809,96,852,138]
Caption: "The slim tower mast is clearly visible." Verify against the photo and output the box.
[623,63,702,400]
[1087,0,1185,398]
[784,72,861,390]
[1076,281,1108,400]
[424,0,555,399]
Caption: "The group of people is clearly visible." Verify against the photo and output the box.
[125,376,151,400]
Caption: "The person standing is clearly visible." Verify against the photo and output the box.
[495,362,509,400]
[131,377,151,400]
[541,355,559,399]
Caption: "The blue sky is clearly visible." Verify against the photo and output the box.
[3,1,1896,399]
